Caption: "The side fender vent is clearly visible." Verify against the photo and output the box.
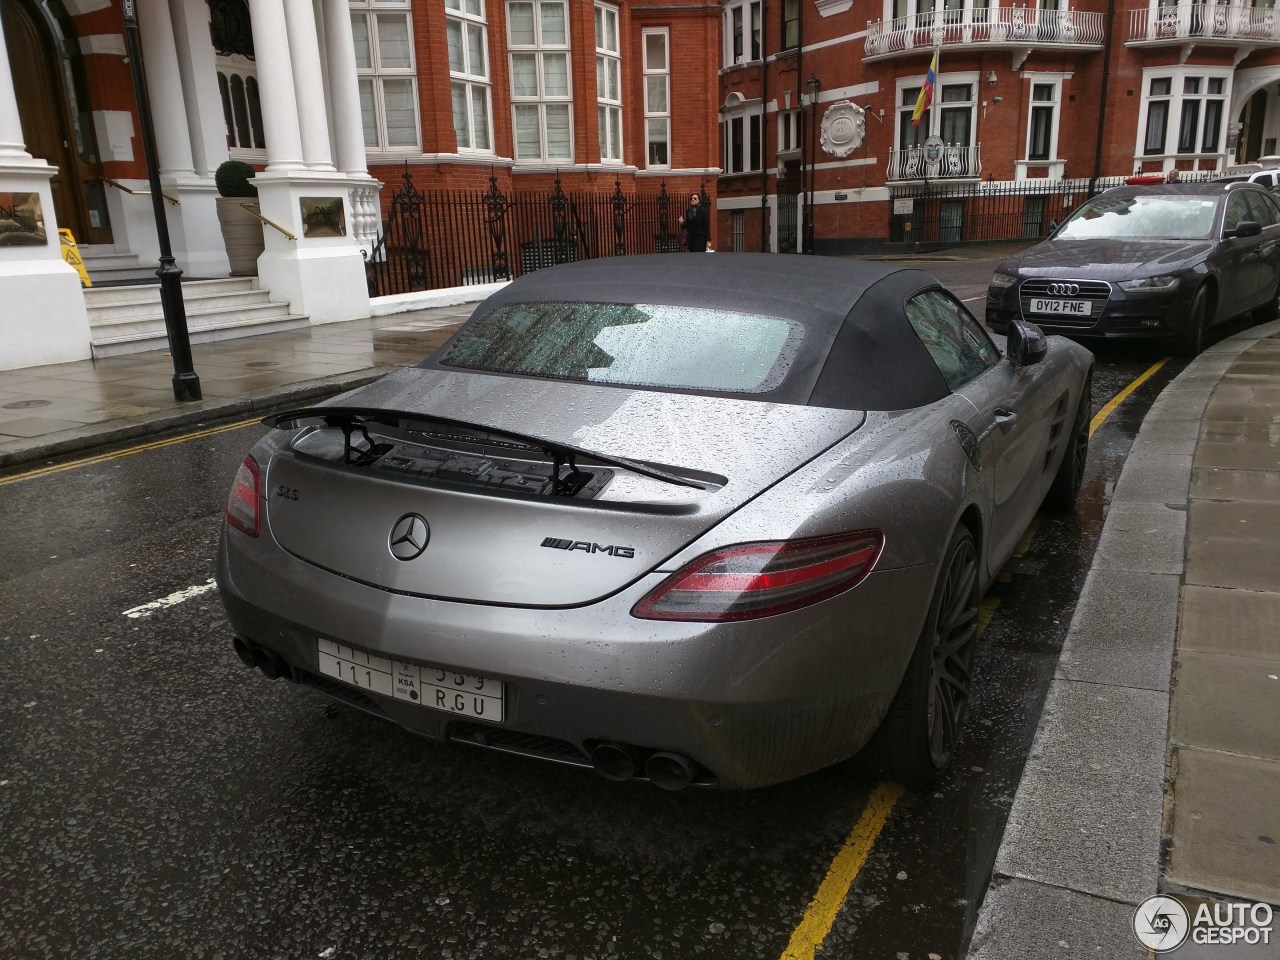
[951,420,983,470]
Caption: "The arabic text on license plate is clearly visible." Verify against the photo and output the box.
[1029,297,1089,315]
[317,639,504,722]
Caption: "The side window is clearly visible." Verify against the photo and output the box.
[1224,193,1250,232]
[905,290,999,391]
[1244,191,1276,227]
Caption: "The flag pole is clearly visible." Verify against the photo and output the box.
[931,45,941,139]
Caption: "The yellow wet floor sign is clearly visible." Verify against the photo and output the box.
[59,228,92,287]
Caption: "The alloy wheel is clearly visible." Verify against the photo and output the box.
[926,536,979,769]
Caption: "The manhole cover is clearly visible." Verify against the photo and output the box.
[2,399,52,409]
[245,361,280,368]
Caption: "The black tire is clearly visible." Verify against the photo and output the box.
[1043,373,1091,513]
[1174,286,1209,357]
[865,526,980,787]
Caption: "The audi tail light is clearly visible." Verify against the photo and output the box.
[225,456,261,537]
[632,530,883,622]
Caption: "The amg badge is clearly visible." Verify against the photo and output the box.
[541,537,635,559]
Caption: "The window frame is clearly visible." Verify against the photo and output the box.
[722,98,763,175]
[1025,78,1061,163]
[507,0,574,163]
[595,3,623,164]
[782,0,801,49]
[894,74,977,152]
[446,0,494,154]
[1136,67,1231,162]
[642,28,671,169]
[350,0,422,153]
[724,0,762,66]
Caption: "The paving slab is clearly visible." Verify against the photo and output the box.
[1172,651,1280,758]
[994,680,1166,905]
[1185,537,1280,592]
[1054,570,1180,691]
[1179,585,1280,660]
[1190,467,1280,503]
[1188,499,1280,542]
[967,879,1147,960]
[1193,441,1280,471]
[1166,748,1280,905]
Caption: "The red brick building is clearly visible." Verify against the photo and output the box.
[714,0,1280,254]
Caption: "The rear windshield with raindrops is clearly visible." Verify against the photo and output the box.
[439,301,803,394]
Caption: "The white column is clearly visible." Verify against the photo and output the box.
[284,0,335,171]
[0,10,31,159]
[136,0,196,176]
[323,0,369,176]
[170,0,230,177]
[248,0,306,171]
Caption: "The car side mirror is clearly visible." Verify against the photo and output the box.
[1227,220,1262,239]
[1007,319,1048,368]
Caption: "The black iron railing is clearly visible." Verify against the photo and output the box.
[887,176,1147,244]
[365,168,681,297]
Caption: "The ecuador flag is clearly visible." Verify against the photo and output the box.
[911,50,938,127]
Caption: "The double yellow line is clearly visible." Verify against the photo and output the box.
[0,417,261,487]
[778,356,1170,960]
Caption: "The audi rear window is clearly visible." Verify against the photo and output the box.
[439,301,803,394]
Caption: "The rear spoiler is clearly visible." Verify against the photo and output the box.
[264,406,710,491]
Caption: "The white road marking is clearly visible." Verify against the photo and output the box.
[123,579,218,619]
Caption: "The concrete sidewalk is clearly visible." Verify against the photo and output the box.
[0,303,473,469]
[971,321,1280,959]
[2,280,1277,958]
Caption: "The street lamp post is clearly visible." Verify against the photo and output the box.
[121,0,201,402]
[806,73,820,255]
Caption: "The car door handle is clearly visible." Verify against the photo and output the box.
[993,408,1018,433]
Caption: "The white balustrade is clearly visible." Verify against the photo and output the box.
[865,5,1106,56]
[1126,1,1280,43]
[887,144,983,181]
[350,180,383,250]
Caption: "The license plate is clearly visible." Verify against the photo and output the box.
[1028,297,1090,315]
[317,639,504,722]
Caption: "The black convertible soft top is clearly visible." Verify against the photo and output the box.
[423,252,955,411]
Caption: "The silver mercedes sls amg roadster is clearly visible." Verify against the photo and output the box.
[216,253,1094,790]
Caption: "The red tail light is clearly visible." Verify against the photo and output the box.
[632,530,883,622]
[225,456,261,537]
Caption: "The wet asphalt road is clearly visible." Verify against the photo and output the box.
[0,260,1210,959]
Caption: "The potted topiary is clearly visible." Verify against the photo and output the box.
[215,159,264,276]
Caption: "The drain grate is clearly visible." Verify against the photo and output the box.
[245,361,280,368]
[2,399,52,409]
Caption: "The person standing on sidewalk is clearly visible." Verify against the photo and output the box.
[679,193,710,253]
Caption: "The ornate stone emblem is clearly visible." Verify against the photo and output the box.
[819,101,867,159]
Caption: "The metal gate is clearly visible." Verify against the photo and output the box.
[777,192,799,253]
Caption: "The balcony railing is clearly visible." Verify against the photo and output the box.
[1126,2,1280,44]
[866,6,1106,58]
[887,144,983,181]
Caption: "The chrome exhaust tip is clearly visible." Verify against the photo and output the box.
[232,636,257,669]
[590,742,638,781]
[645,751,697,791]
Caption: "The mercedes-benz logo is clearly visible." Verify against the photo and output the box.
[1048,282,1081,297]
[388,513,430,561]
